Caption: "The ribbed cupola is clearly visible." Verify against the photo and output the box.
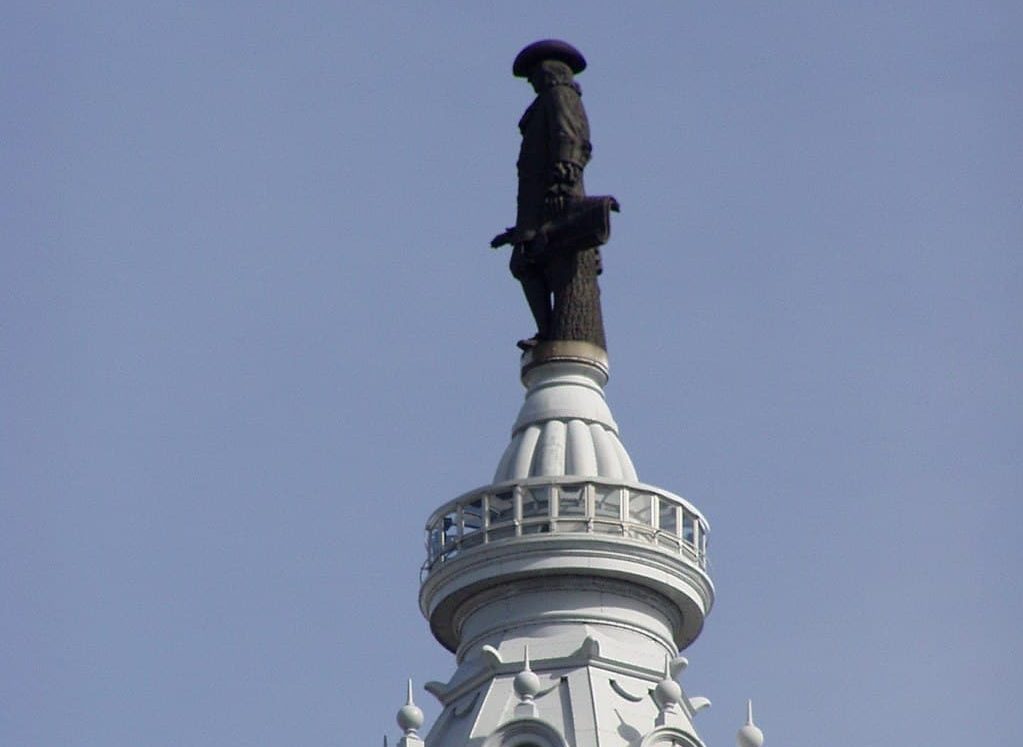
[493,343,637,483]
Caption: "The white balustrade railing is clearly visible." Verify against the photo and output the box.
[422,477,708,576]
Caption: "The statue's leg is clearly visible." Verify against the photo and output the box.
[511,246,552,340]
[519,272,553,340]
[548,247,606,350]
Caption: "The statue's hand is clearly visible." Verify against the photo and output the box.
[544,192,567,217]
[550,161,582,186]
[543,162,582,218]
[491,227,536,249]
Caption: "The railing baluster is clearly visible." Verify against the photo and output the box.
[424,480,709,572]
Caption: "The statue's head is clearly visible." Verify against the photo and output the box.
[527,59,579,93]
[513,39,586,80]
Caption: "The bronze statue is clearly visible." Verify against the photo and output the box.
[491,40,619,352]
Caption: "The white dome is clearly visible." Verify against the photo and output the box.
[493,357,638,482]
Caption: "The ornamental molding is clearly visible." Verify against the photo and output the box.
[420,533,713,652]
[421,532,713,614]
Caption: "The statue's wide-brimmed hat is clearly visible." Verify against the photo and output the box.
[513,39,587,77]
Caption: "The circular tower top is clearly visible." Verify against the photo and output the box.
[420,352,713,656]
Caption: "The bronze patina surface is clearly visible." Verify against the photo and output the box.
[491,40,618,352]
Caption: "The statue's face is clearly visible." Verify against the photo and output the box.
[527,66,543,93]
[526,59,573,94]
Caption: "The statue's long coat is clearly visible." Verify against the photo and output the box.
[510,67,606,349]
[514,80,592,231]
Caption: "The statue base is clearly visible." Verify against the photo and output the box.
[520,340,609,384]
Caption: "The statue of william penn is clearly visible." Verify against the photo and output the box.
[491,40,618,352]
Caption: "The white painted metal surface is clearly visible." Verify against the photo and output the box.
[402,354,751,747]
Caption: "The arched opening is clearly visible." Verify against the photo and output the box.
[481,716,567,747]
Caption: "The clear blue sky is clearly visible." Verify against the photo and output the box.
[3,3,1020,746]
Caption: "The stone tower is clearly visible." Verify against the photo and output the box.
[385,341,764,747]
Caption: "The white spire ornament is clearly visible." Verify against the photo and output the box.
[395,679,424,747]
[513,646,542,717]
[653,654,685,727]
[736,699,765,747]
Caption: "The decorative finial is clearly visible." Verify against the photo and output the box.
[513,645,542,717]
[736,699,765,747]
[653,653,684,727]
[396,678,424,736]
